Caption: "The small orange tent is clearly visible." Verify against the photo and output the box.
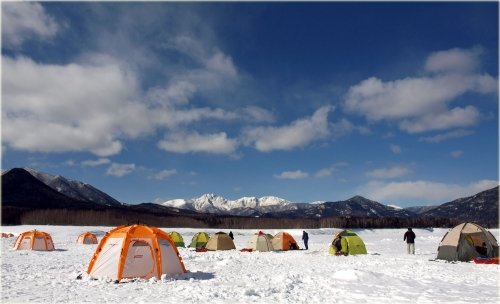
[86,224,186,281]
[14,230,55,251]
[272,232,299,251]
[77,232,98,244]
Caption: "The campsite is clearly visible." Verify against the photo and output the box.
[1,225,498,303]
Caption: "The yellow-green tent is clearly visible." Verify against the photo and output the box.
[328,230,367,255]
[168,231,185,247]
[189,232,210,249]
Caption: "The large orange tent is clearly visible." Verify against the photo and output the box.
[272,232,300,251]
[86,224,186,281]
[76,232,98,244]
[13,230,55,251]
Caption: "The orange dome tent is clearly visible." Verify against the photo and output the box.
[86,224,186,281]
[272,232,300,251]
[14,230,55,251]
[77,232,98,244]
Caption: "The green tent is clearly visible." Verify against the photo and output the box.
[266,233,274,240]
[189,232,210,249]
[328,230,367,255]
[168,231,185,247]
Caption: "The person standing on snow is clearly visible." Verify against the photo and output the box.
[404,228,416,254]
[229,231,234,240]
[302,230,309,250]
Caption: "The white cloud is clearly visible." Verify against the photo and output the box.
[274,170,309,180]
[424,47,482,74]
[2,56,151,156]
[343,47,497,134]
[242,106,333,152]
[418,129,474,143]
[106,163,136,177]
[149,169,177,180]
[366,166,411,179]
[158,131,237,155]
[2,2,59,48]
[450,150,464,158]
[363,179,498,204]
[390,144,401,154]
[315,167,335,178]
[399,106,480,133]
[82,158,111,167]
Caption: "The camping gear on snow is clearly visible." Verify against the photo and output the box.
[246,231,274,251]
[77,232,98,244]
[328,230,367,255]
[473,257,500,264]
[205,232,236,251]
[1,233,14,238]
[14,230,55,251]
[272,232,300,251]
[436,222,499,262]
[189,232,210,249]
[168,231,185,247]
[86,224,186,281]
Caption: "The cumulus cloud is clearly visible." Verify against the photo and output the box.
[390,144,401,154]
[366,166,411,179]
[362,179,498,204]
[344,47,497,133]
[418,129,474,143]
[2,56,151,156]
[424,47,482,74]
[81,158,111,167]
[274,170,309,179]
[242,106,333,152]
[399,106,480,133]
[2,2,59,48]
[149,169,177,180]
[106,163,136,177]
[158,131,237,155]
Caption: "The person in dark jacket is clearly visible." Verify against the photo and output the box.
[229,231,234,240]
[403,228,416,254]
[302,231,309,250]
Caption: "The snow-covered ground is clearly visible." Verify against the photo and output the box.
[1,226,499,303]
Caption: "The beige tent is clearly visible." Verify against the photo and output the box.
[205,232,236,251]
[437,222,499,262]
[246,231,274,251]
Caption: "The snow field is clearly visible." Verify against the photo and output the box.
[1,226,499,303]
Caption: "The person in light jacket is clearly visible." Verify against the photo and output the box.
[404,228,416,254]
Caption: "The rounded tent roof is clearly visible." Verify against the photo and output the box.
[14,230,55,251]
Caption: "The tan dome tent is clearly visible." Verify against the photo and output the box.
[86,224,186,281]
[437,222,499,262]
[272,232,300,251]
[205,232,236,251]
[77,232,98,244]
[246,231,274,251]
[14,230,55,251]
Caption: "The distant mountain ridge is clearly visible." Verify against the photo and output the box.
[20,167,123,207]
[2,167,498,227]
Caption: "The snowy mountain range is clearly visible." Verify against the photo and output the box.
[158,193,413,218]
[159,194,300,216]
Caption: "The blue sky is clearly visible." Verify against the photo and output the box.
[2,2,498,207]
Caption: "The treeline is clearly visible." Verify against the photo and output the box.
[3,207,483,229]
